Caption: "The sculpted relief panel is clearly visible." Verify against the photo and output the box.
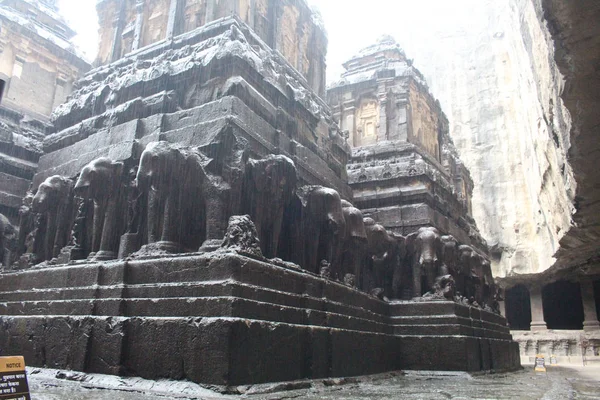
[142,0,170,47]
[278,5,300,72]
[8,134,498,312]
[183,0,208,33]
[354,98,380,147]
[409,87,440,161]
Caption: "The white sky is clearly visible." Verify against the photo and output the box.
[57,0,474,83]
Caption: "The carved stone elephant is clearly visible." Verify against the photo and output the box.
[241,155,297,259]
[406,227,441,297]
[457,244,476,299]
[74,157,127,260]
[478,256,494,307]
[0,213,16,268]
[31,175,74,262]
[439,235,458,278]
[363,218,397,298]
[135,141,210,253]
[391,232,407,299]
[17,191,35,258]
[336,200,367,286]
[294,186,346,274]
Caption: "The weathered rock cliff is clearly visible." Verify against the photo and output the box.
[400,0,576,278]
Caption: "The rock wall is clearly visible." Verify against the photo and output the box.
[404,0,575,278]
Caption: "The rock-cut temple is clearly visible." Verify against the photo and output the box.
[0,0,520,386]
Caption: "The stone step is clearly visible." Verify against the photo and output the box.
[0,296,393,334]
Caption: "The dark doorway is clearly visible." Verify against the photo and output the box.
[505,284,531,330]
[594,279,600,321]
[542,280,584,330]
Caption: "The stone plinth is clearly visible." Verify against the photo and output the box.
[512,329,600,365]
[0,252,520,385]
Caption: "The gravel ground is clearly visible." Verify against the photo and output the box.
[26,364,600,399]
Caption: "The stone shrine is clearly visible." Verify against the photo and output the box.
[328,37,489,299]
[0,0,520,387]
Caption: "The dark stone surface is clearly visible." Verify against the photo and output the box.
[0,254,520,385]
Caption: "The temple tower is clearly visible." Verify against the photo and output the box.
[0,0,90,221]
[328,36,485,251]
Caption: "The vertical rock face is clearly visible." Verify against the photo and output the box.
[540,0,600,272]
[402,0,576,277]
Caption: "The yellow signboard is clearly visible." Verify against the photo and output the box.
[534,354,546,372]
[0,356,31,400]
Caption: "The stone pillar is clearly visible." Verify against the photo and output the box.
[109,1,127,62]
[205,0,216,24]
[581,279,600,331]
[529,284,547,331]
[166,0,184,39]
[343,103,356,147]
[377,92,388,142]
[131,0,145,51]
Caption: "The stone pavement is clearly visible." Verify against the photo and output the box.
[27,364,600,399]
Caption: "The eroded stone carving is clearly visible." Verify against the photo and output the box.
[75,158,128,261]
[293,186,346,274]
[363,217,397,299]
[337,200,367,286]
[0,214,16,268]
[135,141,210,253]
[406,227,441,297]
[31,176,74,263]
[241,155,297,259]
[220,215,263,260]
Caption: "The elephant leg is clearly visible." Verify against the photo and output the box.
[45,213,57,261]
[52,208,71,258]
[159,192,181,252]
[147,190,161,244]
[412,262,422,298]
[425,264,436,294]
[91,201,106,254]
[392,263,402,299]
[32,216,45,263]
[201,187,230,251]
[304,226,320,274]
[96,197,121,260]
[268,209,284,260]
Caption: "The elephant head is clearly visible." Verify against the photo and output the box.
[74,158,127,261]
[363,218,397,298]
[135,141,209,252]
[242,155,297,258]
[406,227,441,297]
[32,176,73,214]
[341,201,368,242]
[303,186,346,238]
[336,200,367,285]
[245,155,297,207]
[440,235,458,276]
[75,158,124,200]
[457,245,476,298]
[136,142,172,192]
[297,186,346,273]
[31,175,74,262]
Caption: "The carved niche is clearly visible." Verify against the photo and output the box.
[354,97,380,147]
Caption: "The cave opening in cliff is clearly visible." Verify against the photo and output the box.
[505,284,531,330]
[542,280,584,330]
